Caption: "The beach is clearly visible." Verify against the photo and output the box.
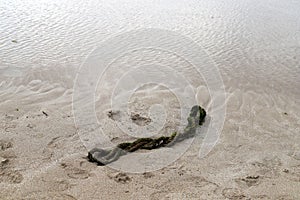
[1,0,300,199]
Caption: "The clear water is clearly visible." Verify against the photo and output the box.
[1,0,299,94]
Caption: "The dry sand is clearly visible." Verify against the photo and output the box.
[0,83,299,199]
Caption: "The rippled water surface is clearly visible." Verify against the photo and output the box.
[0,0,299,103]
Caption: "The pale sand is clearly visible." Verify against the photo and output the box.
[1,0,300,199]
[0,83,299,199]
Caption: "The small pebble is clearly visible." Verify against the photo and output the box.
[283,169,289,173]
[1,158,8,164]
[27,124,34,128]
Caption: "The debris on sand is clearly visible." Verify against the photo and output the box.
[130,112,152,126]
[42,111,48,117]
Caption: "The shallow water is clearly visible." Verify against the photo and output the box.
[1,0,299,94]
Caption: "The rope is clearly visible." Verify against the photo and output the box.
[88,105,206,165]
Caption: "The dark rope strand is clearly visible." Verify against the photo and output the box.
[88,105,206,165]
